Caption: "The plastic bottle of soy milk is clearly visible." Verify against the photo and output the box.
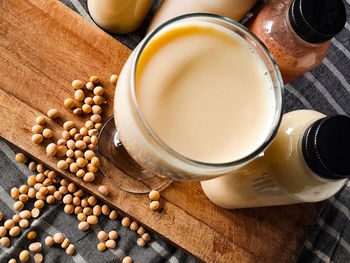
[148,0,258,32]
[87,0,153,33]
[201,110,350,209]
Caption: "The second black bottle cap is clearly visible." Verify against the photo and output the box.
[289,0,346,44]
[302,115,350,180]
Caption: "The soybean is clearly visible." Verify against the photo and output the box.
[46,143,58,156]
[72,79,84,89]
[42,128,53,138]
[19,250,30,262]
[53,233,64,243]
[105,239,116,249]
[35,116,46,125]
[45,236,54,246]
[97,242,106,252]
[27,231,37,240]
[148,190,160,201]
[47,108,59,119]
[66,244,75,255]
[32,134,43,144]
[78,221,89,231]
[90,76,99,84]
[98,231,108,242]
[15,153,27,163]
[18,219,29,228]
[64,98,75,108]
[110,74,118,85]
[73,108,83,115]
[29,242,42,253]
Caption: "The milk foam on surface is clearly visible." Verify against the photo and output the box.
[135,21,276,163]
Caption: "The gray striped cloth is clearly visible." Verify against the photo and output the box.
[0,0,349,262]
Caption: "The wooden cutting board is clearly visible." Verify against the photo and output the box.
[0,0,319,262]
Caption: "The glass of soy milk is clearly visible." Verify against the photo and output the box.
[99,14,284,192]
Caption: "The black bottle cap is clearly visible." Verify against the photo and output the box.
[289,0,346,44]
[302,115,350,180]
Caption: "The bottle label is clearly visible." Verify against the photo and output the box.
[252,174,285,195]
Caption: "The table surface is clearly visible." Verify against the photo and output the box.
[0,0,350,263]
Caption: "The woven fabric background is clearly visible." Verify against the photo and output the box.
[0,0,350,262]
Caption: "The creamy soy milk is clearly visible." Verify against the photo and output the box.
[135,22,276,163]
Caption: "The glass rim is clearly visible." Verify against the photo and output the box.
[130,13,284,168]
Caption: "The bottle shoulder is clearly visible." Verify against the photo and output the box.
[265,110,325,167]
[264,110,346,202]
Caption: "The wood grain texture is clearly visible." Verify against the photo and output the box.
[0,0,319,262]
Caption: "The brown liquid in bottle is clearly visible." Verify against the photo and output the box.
[248,0,346,83]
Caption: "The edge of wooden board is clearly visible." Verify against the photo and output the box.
[0,1,319,262]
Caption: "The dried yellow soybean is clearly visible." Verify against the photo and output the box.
[137,226,145,236]
[93,86,104,96]
[90,76,99,84]
[29,242,42,253]
[13,201,24,211]
[28,162,37,171]
[97,185,109,196]
[148,190,160,201]
[142,233,150,241]
[83,172,95,182]
[97,242,106,252]
[45,236,54,246]
[9,226,20,237]
[34,253,43,263]
[87,215,98,225]
[82,104,91,113]
[19,250,30,262]
[42,128,53,138]
[31,208,40,218]
[27,231,37,240]
[35,116,46,125]
[0,227,7,238]
[53,233,64,243]
[105,239,116,249]
[109,231,118,240]
[73,108,83,115]
[109,210,118,220]
[12,214,21,223]
[46,143,58,156]
[32,134,44,144]
[78,221,89,231]
[63,121,75,131]
[47,108,59,119]
[110,74,118,85]
[72,80,84,90]
[66,244,75,255]
[15,153,27,163]
[149,201,160,211]
[57,146,68,157]
[137,238,145,247]
[84,97,93,105]
[64,98,75,108]
[0,237,10,247]
[121,217,131,227]
[130,221,138,231]
[123,256,133,263]
[86,82,94,90]
[98,231,108,242]
[57,160,69,170]
[61,238,70,249]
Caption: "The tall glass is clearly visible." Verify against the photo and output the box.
[98,14,284,193]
